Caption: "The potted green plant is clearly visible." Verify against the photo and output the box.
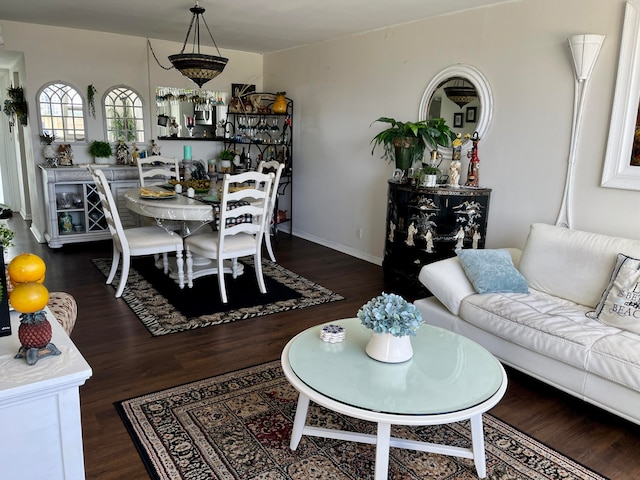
[88,141,113,164]
[219,149,235,173]
[3,86,28,126]
[420,164,440,187]
[370,117,454,171]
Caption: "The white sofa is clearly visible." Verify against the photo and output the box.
[414,223,640,425]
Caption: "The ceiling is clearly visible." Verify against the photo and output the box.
[0,0,516,54]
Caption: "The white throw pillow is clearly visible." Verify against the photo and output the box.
[587,253,640,334]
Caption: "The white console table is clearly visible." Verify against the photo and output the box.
[0,309,92,478]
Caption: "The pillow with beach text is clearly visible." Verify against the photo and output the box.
[587,253,640,334]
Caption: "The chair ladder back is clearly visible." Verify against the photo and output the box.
[137,156,180,187]
[89,168,130,254]
[217,172,273,254]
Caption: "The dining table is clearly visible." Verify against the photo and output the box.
[123,185,246,281]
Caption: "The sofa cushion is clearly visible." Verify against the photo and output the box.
[587,253,640,335]
[458,288,619,369]
[518,223,640,308]
[456,249,528,294]
[418,248,523,316]
[587,330,640,393]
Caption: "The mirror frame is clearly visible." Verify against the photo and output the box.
[602,0,640,191]
[418,64,494,161]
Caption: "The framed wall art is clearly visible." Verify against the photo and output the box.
[602,0,640,190]
[466,106,477,123]
[453,112,464,128]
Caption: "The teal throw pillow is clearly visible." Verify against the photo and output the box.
[456,249,529,294]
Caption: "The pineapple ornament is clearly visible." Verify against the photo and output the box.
[8,253,60,365]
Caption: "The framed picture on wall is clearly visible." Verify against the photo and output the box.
[231,84,256,97]
[454,113,464,128]
[466,107,477,123]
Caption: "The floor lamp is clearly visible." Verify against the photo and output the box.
[556,34,605,229]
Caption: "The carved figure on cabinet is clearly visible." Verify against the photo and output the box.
[425,230,434,253]
[472,229,481,249]
[465,132,480,187]
[406,223,417,246]
[454,227,465,250]
[388,222,396,242]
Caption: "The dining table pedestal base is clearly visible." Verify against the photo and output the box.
[168,257,245,285]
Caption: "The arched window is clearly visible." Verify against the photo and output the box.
[38,82,86,142]
[104,87,144,143]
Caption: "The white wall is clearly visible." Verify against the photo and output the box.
[264,0,640,263]
[0,21,262,242]
[3,0,640,263]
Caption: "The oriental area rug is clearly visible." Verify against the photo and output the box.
[116,361,608,480]
[92,257,343,336]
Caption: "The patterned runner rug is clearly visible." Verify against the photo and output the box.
[116,361,607,480]
[92,257,343,336]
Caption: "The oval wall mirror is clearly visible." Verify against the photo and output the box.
[419,64,494,161]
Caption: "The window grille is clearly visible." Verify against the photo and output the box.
[104,87,144,143]
[38,83,85,142]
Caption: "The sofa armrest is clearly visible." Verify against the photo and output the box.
[417,248,523,315]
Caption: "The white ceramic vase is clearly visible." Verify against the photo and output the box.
[43,144,56,160]
[365,332,413,363]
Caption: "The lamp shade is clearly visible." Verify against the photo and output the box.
[569,34,605,81]
[169,53,228,88]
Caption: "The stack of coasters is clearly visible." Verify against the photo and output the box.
[320,324,346,343]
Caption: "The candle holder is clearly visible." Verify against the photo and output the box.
[184,115,195,137]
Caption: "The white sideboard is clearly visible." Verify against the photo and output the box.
[0,309,92,478]
[40,164,140,248]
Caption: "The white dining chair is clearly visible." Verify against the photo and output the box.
[136,156,180,187]
[184,171,273,303]
[89,167,185,298]
[257,160,285,262]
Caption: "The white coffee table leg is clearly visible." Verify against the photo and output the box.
[470,414,487,478]
[290,393,310,450]
[375,422,391,480]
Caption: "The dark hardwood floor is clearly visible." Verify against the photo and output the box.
[6,216,640,479]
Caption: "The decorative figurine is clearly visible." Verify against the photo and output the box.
[150,139,161,156]
[129,142,139,165]
[115,139,128,165]
[169,117,180,137]
[57,144,73,166]
[406,223,417,246]
[449,160,461,187]
[472,229,481,249]
[425,230,434,253]
[454,227,465,250]
[452,133,463,161]
[465,132,480,187]
[8,253,60,365]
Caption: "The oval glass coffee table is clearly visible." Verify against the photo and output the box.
[281,317,507,479]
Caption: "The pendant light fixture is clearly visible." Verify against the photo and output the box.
[148,1,228,88]
[443,78,477,108]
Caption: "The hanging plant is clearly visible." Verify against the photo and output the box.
[87,84,97,119]
[3,86,28,126]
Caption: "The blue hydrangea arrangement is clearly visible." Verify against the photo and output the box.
[357,292,423,337]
